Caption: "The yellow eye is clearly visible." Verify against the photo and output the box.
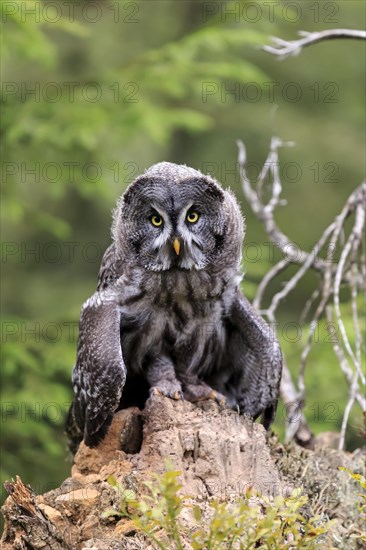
[186,211,199,223]
[151,214,163,227]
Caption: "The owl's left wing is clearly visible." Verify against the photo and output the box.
[226,290,282,428]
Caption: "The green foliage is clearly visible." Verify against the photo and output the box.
[0,323,74,499]
[2,0,266,230]
[0,0,86,66]
[105,469,335,549]
[101,474,137,520]
[339,467,366,542]
[134,469,186,550]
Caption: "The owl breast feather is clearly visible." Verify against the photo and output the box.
[116,268,238,378]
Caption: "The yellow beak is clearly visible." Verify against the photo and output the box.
[173,238,181,256]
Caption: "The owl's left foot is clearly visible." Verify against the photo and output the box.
[183,382,228,407]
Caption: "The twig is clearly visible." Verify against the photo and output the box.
[262,29,366,59]
[299,289,320,326]
[253,258,290,310]
[351,262,362,372]
[339,372,359,450]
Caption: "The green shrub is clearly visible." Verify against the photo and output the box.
[339,467,366,543]
[104,469,336,549]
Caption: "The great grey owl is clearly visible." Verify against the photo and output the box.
[66,162,282,452]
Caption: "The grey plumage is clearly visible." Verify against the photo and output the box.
[66,162,282,452]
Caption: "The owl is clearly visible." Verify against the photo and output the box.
[66,162,282,452]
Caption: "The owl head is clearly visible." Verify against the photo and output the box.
[112,162,244,272]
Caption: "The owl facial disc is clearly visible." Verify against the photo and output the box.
[113,162,244,273]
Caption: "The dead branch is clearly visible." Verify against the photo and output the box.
[325,306,366,412]
[262,29,366,59]
[2,476,70,549]
[333,201,365,384]
[237,138,332,274]
[237,138,366,448]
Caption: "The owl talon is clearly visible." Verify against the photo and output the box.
[216,395,228,407]
[172,390,184,400]
[149,387,183,400]
[208,390,227,407]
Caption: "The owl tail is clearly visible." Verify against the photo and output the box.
[65,401,84,455]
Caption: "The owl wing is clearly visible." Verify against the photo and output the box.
[226,290,282,428]
[66,245,126,451]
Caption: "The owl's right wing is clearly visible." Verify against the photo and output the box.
[97,243,124,290]
[66,245,126,451]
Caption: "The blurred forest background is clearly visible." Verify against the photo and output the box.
[1,0,365,508]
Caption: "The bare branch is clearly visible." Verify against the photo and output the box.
[246,25,366,447]
[325,307,366,412]
[238,137,365,446]
[299,289,320,326]
[333,201,366,384]
[237,139,333,273]
[351,263,362,373]
[253,258,290,310]
[262,29,366,59]
[298,184,366,397]
[267,222,335,319]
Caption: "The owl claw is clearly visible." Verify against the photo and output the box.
[172,390,183,400]
[149,387,183,400]
[208,390,227,407]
